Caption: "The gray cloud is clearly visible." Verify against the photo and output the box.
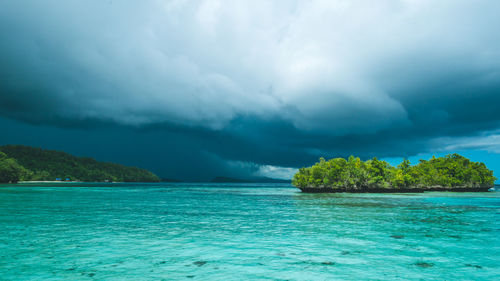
[1,0,500,179]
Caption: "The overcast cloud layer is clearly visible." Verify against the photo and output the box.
[1,0,500,180]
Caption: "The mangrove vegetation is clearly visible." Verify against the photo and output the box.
[292,154,496,192]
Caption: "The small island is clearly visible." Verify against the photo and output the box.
[292,154,496,193]
[0,145,160,183]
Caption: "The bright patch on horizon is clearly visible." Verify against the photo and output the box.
[255,165,298,180]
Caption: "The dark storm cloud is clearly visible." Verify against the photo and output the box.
[1,0,500,179]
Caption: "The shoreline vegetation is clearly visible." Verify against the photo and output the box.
[0,145,160,183]
[293,154,496,193]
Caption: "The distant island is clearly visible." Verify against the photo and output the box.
[293,154,496,193]
[211,176,290,183]
[0,145,160,183]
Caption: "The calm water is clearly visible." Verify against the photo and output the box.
[0,183,499,280]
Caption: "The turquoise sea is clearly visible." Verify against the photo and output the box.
[0,183,499,280]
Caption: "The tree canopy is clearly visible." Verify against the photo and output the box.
[292,154,496,190]
[0,145,160,183]
[0,151,29,183]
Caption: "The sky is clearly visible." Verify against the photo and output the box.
[1,0,500,181]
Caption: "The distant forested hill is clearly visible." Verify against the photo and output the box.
[0,145,160,183]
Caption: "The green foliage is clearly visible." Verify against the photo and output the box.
[0,151,29,183]
[0,145,160,182]
[292,153,496,190]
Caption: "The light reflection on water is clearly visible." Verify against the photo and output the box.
[0,183,499,280]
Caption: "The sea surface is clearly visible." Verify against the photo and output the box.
[0,183,499,280]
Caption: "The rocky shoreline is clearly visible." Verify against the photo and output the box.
[298,186,493,193]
